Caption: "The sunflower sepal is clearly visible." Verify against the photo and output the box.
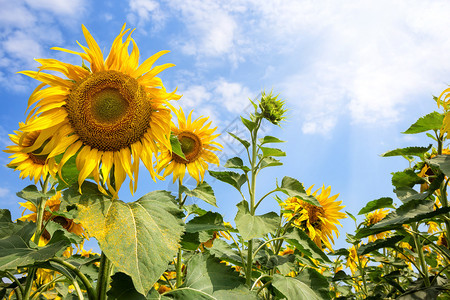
[170,134,186,160]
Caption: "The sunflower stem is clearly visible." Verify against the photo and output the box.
[176,179,183,288]
[96,252,112,300]
[245,116,262,287]
[411,222,430,287]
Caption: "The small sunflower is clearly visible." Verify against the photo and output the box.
[281,184,346,250]
[365,208,390,242]
[157,107,222,184]
[19,24,180,197]
[346,244,368,275]
[18,191,85,239]
[4,124,57,184]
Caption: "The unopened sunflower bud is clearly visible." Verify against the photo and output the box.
[259,90,287,125]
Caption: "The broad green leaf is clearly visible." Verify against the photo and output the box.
[296,268,331,300]
[241,116,256,132]
[108,272,148,300]
[170,134,186,159]
[0,226,71,271]
[234,200,278,240]
[429,155,450,177]
[277,176,320,206]
[284,227,331,263]
[180,232,202,251]
[358,197,395,215]
[332,270,351,281]
[357,235,405,255]
[181,182,217,207]
[356,200,450,238]
[56,154,79,190]
[184,204,207,217]
[182,253,254,299]
[161,288,215,299]
[391,169,425,189]
[228,132,250,149]
[0,209,27,239]
[208,171,247,191]
[272,274,322,300]
[381,145,432,157]
[208,239,244,267]
[394,187,419,202]
[259,135,285,145]
[17,185,55,205]
[224,157,250,172]
[71,183,184,295]
[328,248,350,257]
[260,147,286,157]
[185,212,227,233]
[256,251,295,270]
[402,111,444,134]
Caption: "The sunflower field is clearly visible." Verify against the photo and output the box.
[1,24,450,300]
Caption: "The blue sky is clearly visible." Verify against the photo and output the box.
[1,0,450,251]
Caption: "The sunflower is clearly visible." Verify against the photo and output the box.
[4,124,57,184]
[18,24,180,197]
[18,191,85,240]
[346,244,368,275]
[365,208,390,242]
[281,184,346,251]
[157,107,222,184]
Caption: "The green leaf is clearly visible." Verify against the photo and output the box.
[181,182,217,207]
[228,132,250,149]
[185,212,227,233]
[234,200,279,240]
[277,176,320,206]
[224,157,250,172]
[259,135,285,145]
[394,187,419,203]
[402,112,444,134]
[184,204,207,217]
[208,171,247,191]
[272,274,322,300]
[0,209,27,239]
[0,226,71,271]
[241,117,256,132]
[56,154,79,190]
[356,200,450,238]
[208,238,243,267]
[260,147,286,157]
[16,185,55,205]
[358,197,395,215]
[70,182,185,295]
[391,169,425,189]
[284,227,331,263]
[108,272,148,300]
[357,235,405,255]
[328,248,350,257]
[296,268,331,300]
[429,155,450,177]
[259,156,283,170]
[170,134,186,159]
[381,145,432,157]
[181,253,255,299]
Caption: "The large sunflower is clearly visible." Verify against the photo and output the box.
[19,24,180,197]
[157,107,222,184]
[281,184,346,250]
[5,124,57,184]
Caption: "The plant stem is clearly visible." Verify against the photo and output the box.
[245,118,261,287]
[49,257,96,300]
[96,252,112,300]
[355,243,368,297]
[21,268,36,300]
[176,179,183,288]
[411,223,430,287]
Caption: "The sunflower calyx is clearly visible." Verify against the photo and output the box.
[258,90,287,125]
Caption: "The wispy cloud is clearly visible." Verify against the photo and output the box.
[126,0,166,32]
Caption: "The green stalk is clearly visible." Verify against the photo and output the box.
[49,258,96,300]
[245,117,262,287]
[96,252,112,300]
[176,180,183,288]
[411,223,430,287]
[354,243,368,297]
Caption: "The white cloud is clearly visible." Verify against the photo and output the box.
[213,79,253,113]
[178,85,212,110]
[24,0,86,16]
[127,0,166,32]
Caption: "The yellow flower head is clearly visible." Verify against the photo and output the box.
[346,244,368,275]
[281,184,346,251]
[158,107,222,184]
[18,24,180,197]
[4,125,57,184]
[365,208,390,242]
